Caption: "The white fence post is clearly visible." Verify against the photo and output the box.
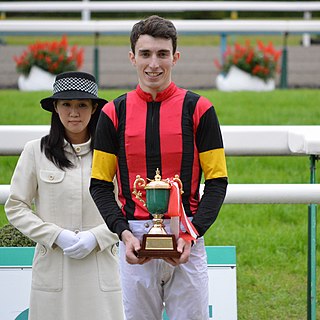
[303,11,312,47]
[81,0,91,21]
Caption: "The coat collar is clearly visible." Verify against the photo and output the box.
[63,138,92,156]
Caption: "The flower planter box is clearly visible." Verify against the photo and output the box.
[216,66,275,92]
[18,66,56,91]
[14,36,84,91]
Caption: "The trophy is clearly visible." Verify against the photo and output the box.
[132,168,183,258]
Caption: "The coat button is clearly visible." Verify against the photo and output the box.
[49,175,54,180]
[75,146,81,153]
[144,222,150,228]
[40,245,47,255]
[111,244,118,256]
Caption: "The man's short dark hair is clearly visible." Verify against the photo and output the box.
[130,15,177,54]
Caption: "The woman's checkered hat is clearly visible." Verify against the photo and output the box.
[40,71,107,112]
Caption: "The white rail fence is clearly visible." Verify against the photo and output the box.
[1,19,320,35]
[1,1,320,46]
[1,125,320,204]
[1,1,319,15]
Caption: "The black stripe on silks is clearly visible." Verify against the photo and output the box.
[181,91,200,216]
[95,111,118,155]
[196,107,224,153]
[90,178,129,236]
[114,95,136,220]
[146,101,162,181]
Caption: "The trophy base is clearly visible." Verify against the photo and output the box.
[138,234,181,258]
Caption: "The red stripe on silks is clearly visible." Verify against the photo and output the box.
[190,96,213,215]
[125,91,149,218]
[194,96,212,119]
[102,101,118,130]
[159,92,184,179]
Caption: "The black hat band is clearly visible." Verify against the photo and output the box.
[53,77,98,96]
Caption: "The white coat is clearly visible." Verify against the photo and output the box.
[5,138,124,320]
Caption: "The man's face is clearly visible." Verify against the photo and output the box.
[129,34,180,97]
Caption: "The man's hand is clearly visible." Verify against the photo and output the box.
[162,237,192,266]
[121,230,151,265]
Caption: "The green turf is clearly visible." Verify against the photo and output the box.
[0,89,319,319]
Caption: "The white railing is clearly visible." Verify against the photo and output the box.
[1,1,320,14]
[1,19,320,35]
[1,125,320,204]
[1,125,320,156]
[2,183,320,206]
[0,1,319,46]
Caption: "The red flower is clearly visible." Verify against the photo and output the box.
[214,40,282,81]
[13,35,85,76]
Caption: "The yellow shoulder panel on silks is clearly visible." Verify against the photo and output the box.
[199,148,228,180]
[91,149,117,182]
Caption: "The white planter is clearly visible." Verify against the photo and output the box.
[18,66,56,91]
[216,66,275,92]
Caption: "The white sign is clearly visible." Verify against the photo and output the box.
[0,268,31,320]
[0,246,237,320]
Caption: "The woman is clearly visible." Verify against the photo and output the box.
[5,71,124,320]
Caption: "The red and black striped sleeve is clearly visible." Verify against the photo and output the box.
[90,97,130,238]
[192,95,228,236]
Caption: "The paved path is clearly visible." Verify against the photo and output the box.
[1,45,319,89]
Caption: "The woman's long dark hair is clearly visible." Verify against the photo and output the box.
[40,102,101,170]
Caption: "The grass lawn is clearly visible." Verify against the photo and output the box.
[3,34,305,47]
[0,89,319,319]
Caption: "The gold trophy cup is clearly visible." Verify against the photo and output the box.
[132,169,182,258]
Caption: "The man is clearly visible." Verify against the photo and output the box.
[90,15,228,320]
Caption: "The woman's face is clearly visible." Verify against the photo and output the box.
[54,99,97,144]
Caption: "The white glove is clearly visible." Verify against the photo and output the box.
[55,230,79,250]
[63,231,97,259]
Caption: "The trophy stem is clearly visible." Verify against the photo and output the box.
[149,214,167,235]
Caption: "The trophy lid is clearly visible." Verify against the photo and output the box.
[145,168,171,190]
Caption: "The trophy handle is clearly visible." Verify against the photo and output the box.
[132,175,146,206]
[173,175,184,194]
